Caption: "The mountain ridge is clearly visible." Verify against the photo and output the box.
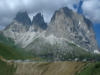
[1,7,99,60]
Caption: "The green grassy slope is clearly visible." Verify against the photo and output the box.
[0,60,15,75]
[0,42,25,59]
[0,32,31,60]
[77,62,100,75]
[0,32,24,59]
[0,32,14,46]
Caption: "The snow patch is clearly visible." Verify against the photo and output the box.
[78,20,81,25]
[94,50,100,54]
[45,34,59,44]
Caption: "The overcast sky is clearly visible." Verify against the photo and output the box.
[0,0,79,26]
[0,0,100,47]
[0,0,100,27]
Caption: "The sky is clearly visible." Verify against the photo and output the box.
[94,24,100,48]
[0,0,100,48]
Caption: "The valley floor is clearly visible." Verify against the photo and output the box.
[13,61,85,75]
[0,57,85,75]
[0,57,100,75]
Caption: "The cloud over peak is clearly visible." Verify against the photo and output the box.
[82,0,100,23]
[0,0,100,28]
[0,0,79,26]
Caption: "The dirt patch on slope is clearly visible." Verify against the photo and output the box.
[14,61,85,75]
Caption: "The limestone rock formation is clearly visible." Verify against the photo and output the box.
[2,7,99,60]
[46,7,98,52]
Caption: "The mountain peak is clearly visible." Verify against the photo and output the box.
[51,7,73,22]
[47,7,98,52]
[3,7,99,60]
[32,13,43,23]
[32,13,47,30]
[62,7,73,16]
[14,11,31,25]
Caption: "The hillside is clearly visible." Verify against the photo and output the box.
[0,59,100,75]
[0,42,24,59]
[0,60,15,75]
[0,60,85,75]
[14,61,85,75]
[0,6,99,75]
[2,7,99,61]
[0,32,15,46]
[77,62,100,75]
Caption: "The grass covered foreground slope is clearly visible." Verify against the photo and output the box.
[0,58,100,75]
[0,42,24,59]
[77,62,100,75]
[0,32,20,59]
[0,60,16,75]
[0,32,29,60]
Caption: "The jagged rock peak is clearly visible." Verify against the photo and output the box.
[51,7,73,22]
[47,6,98,52]
[14,11,31,25]
[32,13,47,30]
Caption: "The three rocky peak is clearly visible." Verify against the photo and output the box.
[3,7,99,54]
[14,11,47,30]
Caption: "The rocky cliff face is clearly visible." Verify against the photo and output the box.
[2,7,99,60]
[4,11,31,32]
[3,12,47,47]
[32,13,47,31]
[14,11,31,25]
[46,7,98,52]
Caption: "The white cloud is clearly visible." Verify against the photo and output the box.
[82,0,100,23]
[0,0,100,27]
[0,0,79,26]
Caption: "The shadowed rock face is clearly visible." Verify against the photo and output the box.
[14,11,31,25]
[32,13,47,30]
[4,11,32,33]
[51,7,73,23]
